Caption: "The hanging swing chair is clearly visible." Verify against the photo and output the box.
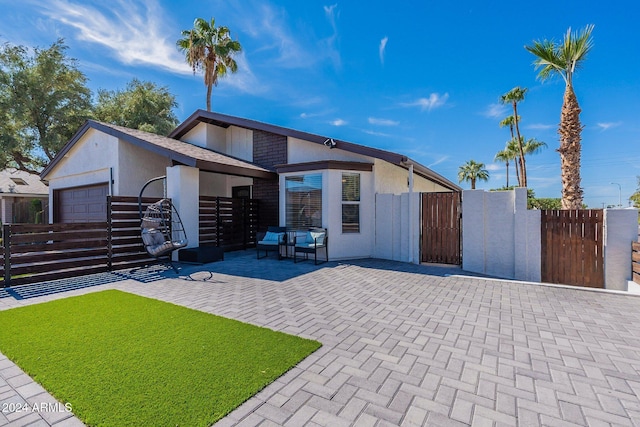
[138,176,188,265]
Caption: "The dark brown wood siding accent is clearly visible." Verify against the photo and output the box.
[253,130,286,230]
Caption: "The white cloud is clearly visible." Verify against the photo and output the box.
[400,93,449,111]
[597,121,622,131]
[331,118,347,126]
[362,129,392,138]
[368,117,399,126]
[379,36,388,65]
[526,123,555,130]
[322,4,341,70]
[483,103,509,118]
[427,156,449,168]
[486,163,502,171]
[39,0,190,74]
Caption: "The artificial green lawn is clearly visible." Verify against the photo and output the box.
[0,290,321,426]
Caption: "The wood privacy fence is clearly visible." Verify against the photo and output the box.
[632,242,640,284]
[199,196,259,250]
[421,192,461,265]
[540,209,604,288]
[0,195,258,288]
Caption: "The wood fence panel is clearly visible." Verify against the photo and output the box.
[632,242,640,284]
[421,192,461,265]
[108,196,156,270]
[199,196,258,250]
[541,209,604,288]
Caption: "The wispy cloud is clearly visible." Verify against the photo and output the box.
[597,121,622,131]
[322,4,341,70]
[400,93,449,111]
[483,103,508,118]
[368,117,399,126]
[331,118,347,126]
[363,129,393,138]
[427,156,449,168]
[38,0,189,74]
[486,163,502,171]
[379,36,388,65]
[526,123,555,130]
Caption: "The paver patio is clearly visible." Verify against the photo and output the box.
[1,251,640,426]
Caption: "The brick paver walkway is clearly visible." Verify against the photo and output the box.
[1,252,640,426]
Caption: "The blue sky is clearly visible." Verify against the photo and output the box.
[2,0,639,207]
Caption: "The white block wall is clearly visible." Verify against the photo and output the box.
[604,209,639,291]
[374,192,420,263]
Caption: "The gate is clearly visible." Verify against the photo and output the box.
[421,192,461,264]
[540,209,604,288]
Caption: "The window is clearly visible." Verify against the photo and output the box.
[342,173,360,233]
[10,178,27,185]
[285,174,322,229]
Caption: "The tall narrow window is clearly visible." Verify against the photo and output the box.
[285,174,322,229]
[342,173,360,233]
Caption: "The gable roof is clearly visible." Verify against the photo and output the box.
[170,110,461,192]
[0,169,48,196]
[40,120,277,181]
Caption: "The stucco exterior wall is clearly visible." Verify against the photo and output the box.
[117,140,169,197]
[604,209,639,291]
[373,192,420,263]
[279,168,374,261]
[180,123,253,162]
[462,188,541,282]
[227,126,253,162]
[373,159,450,194]
[287,137,370,164]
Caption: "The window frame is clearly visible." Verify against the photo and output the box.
[341,172,360,233]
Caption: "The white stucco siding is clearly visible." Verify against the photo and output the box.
[227,126,253,162]
[279,168,374,261]
[199,172,253,197]
[117,140,170,197]
[46,130,115,195]
[181,123,208,148]
[373,159,451,194]
[287,137,371,164]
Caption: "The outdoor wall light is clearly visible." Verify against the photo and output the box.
[323,138,337,149]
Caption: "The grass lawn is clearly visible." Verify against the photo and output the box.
[0,290,321,426]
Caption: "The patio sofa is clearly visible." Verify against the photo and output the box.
[256,226,286,260]
[293,228,328,265]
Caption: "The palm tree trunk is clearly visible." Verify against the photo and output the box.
[505,160,509,188]
[559,84,584,209]
[513,102,527,187]
[514,153,520,187]
[206,83,212,111]
[471,178,476,190]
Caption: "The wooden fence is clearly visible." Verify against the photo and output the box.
[632,242,640,284]
[0,195,260,288]
[421,192,461,265]
[541,209,604,288]
[199,196,259,250]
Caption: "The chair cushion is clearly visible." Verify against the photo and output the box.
[306,231,325,245]
[257,240,279,246]
[264,231,285,243]
[296,242,321,249]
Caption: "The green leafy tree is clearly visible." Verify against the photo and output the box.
[177,17,242,112]
[526,25,594,209]
[500,88,528,186]
[629,176,640,208]
[458,160,489,190]
[94,79,178,135]
[0,39,92,173]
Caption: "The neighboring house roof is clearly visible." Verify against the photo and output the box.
[0,169,48,196]
[40,120,277,181]
[170,110,462,192]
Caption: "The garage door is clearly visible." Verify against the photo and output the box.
[55,184,108,223]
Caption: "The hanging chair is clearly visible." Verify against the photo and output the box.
[138,177,188,260]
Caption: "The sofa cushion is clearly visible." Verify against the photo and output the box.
[306,231,325,245]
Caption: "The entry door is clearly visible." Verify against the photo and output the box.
[421,192,461,264]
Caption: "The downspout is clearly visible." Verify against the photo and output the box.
[109,167,114,196]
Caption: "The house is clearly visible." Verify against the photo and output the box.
[40,110,460,260]
[0,169,49,224]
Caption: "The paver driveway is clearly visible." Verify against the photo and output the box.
[1,251,640,426]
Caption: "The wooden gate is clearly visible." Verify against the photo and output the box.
[540,209,604,288]
[421,192,461,264]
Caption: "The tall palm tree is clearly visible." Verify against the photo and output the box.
[458,160,489,190]
[500,88,528,186]
[177,17,242,111]
[522,138,547,158]
[525,25,594,209]
[499,115,521,185]
[495,140,519,188]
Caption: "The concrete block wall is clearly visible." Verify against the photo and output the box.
[604,209,639,291]
[374,192,420,263]
[462,188,541,282]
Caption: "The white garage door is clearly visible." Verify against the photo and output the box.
[55,184,108,223]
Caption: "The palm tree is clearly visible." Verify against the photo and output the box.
[499,115,521,185]
[177,17,242,111]
[458,160,489,190]
[495,140,519,187]
[525,25,594,209]
[522,138,547,158]
[500,88,528,186]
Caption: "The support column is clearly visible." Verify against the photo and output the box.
[604,208,639,291]
[166,166,199,259]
